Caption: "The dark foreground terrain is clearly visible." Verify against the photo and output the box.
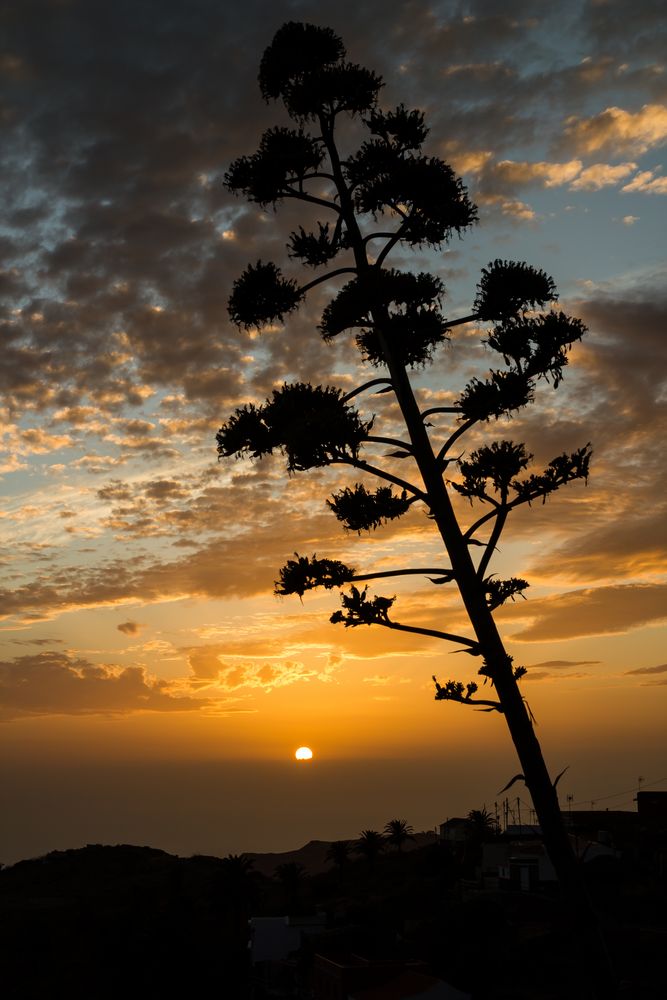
[1,836,665,999]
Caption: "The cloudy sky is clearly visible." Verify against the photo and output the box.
[1,0,666,863]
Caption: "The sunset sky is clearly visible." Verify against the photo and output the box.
[1,0,666,865]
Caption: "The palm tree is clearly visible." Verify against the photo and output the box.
[325,840,352,880]
[466,808,499,842]
[464,808,500,875]
[216,854,258,956]
[355,829,385,870]
[384,818,415,853]
[274,861,307,912]
[219,853,257,906]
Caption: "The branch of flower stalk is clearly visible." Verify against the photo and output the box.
[291,171,336,185]
[464,483,567,542]
[436,418,477,465]
[476,506,508,581]
[443,313,479,329]
[365,435,414,452]
[421,406,463,419]
[356,617,479,649]
[374,223,409,268]
[350,567,454,585]
[433,676,503,712]
[283,189,341,213]
[299,267,358,294]
[362,231,400,245]
[330,456,426,500]
[342,378,394,403]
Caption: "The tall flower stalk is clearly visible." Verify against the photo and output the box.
[218,23,613,995]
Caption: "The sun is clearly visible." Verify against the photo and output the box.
[295,746,313,761]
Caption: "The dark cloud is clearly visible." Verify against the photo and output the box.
[10,637,64,647]
[535,508,667,581]
[501,583,667,641]
[520,658,599,682]
[625,662,667,676]
[3,0,662,425]
[117,621,142,636]
[526,659,601,669]
[0,651,209,719]
[579,0,667,65]
[522,670,590,682]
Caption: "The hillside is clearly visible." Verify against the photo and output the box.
[246,830,438,876]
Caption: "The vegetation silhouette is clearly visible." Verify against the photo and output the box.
[384,818,416,852]
[218,21,613,994]
[355,829,385,871]
[274,860,308,912]
[464,808,501,875]
[324,839,352,882]
[467,807,500,842]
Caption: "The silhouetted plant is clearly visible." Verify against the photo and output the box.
[274,861,308,912]
[325,840,352,868]
[384,819,415,852]
[216,853,258,961]
[463,808,500,876]
[466,808,500,842]
[218,853,259,911]
[355,829,385,870]
[325,840,352,883]
[218,21,610,994]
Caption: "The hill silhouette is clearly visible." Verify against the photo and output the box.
[246,831,437,876]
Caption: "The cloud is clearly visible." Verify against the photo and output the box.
[521,659,599,682]
[117,620,143,636]
[500,583,667,641]
[522,671,590,683]
[621,169,667,194]
[457,152,658,214]
[563,103,667,156]
[535,509,667,582]
[625,662,667,676]
[475,193,536,220]
[185,645,335,691]
[0,651,210,719]
[526,659,601,669]
[493,158,584,188]
[569,162,638,190]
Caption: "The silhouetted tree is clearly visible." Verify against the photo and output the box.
[219,22,612,993]
[384,818,415,852]
[355,829,385,870]
[274,861,307,912]
[217,853,259,918]
[215,853,257,985]
[325,839,352,881]
[464,808,500,874]
[466,808,500,842]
